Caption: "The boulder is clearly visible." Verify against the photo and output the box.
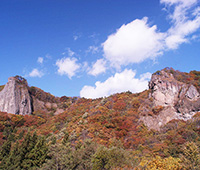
[185,85,200,100]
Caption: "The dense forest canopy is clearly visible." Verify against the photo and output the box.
[0,68,200,169]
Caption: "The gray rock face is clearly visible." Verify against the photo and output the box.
[149,70,200,107]
[185,85,200,100]
[140,107,177,130]
[0,76,32,115]
[141,69,200,130]
[149,70,182,106]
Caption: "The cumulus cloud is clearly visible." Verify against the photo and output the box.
[78,0,200,97]
[80,69,151,99]
[29,68,44,78]
[89,18,163,75]
[102,17,165,68]
[102,0,200,68]
[37,57,43,64]
[88,59,107,76]
[56,57,80,79]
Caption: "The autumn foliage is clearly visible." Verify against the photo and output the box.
[0,68,200,169]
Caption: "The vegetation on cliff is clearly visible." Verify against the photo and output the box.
[0,68,200,169]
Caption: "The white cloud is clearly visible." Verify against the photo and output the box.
[89,33,99,39]
[73,34,81,41]
[73,35,79,41]
[67,48,75,57]
[82,62,89,71]
[88,59,107,76]
[45,54,52,59]
[161,0,200,49]
[80,69,151,99]
[101,0,200,68]
[191,34,200,40]
[37,57,44,64]
[102,17,165,68]
[29,68,44,78]
[62,48,75,57]
[86,46,99,54]
[165,34,187,49]
[56,57,80,79]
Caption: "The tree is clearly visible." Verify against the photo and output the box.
[41,143,72,170]
[0,140,11,160]
[25,136,48,168]
[139,155,183,170]
[180,142,200,169]
[42,139,96,170]
[5,142,22,170]
[91,145,130,170]
[0,140,11,168]
[0,132,48,169]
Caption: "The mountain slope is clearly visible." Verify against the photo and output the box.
[0,68,200,169]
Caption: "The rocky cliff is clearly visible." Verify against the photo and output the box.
[0,76,32,115]
[140,68,200,130]
[0,76,72,116]
[1,69,200,128]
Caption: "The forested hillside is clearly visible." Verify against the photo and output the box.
[0,68,200,169]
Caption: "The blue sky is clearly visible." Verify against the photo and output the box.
[0,0,200,98]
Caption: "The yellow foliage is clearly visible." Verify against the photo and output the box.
[139,156,183,170]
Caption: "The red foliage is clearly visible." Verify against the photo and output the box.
[0,132,4,145]
[113,100,126,111]
[0,112,10,121]
[24,115,46,127]
[0,123,5,132]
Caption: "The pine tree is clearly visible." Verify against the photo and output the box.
[0,140,11,160]
[0,132,48,169]
[26,136,48,167]
[6,142,22,170]
[0,140,11,169]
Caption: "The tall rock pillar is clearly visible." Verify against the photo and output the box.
[0,76,32,115]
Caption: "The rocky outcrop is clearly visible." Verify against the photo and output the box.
[149,70,183,106]
[148,70,200,106]
[140,69,200,130]
[0,76,32,115]
[0,76,72,116]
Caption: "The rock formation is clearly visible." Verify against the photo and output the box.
[1,69,200,129]
[0,76,32,115]
[0,76,72,116]
[149,70,200,107]
[140,69,200,130]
